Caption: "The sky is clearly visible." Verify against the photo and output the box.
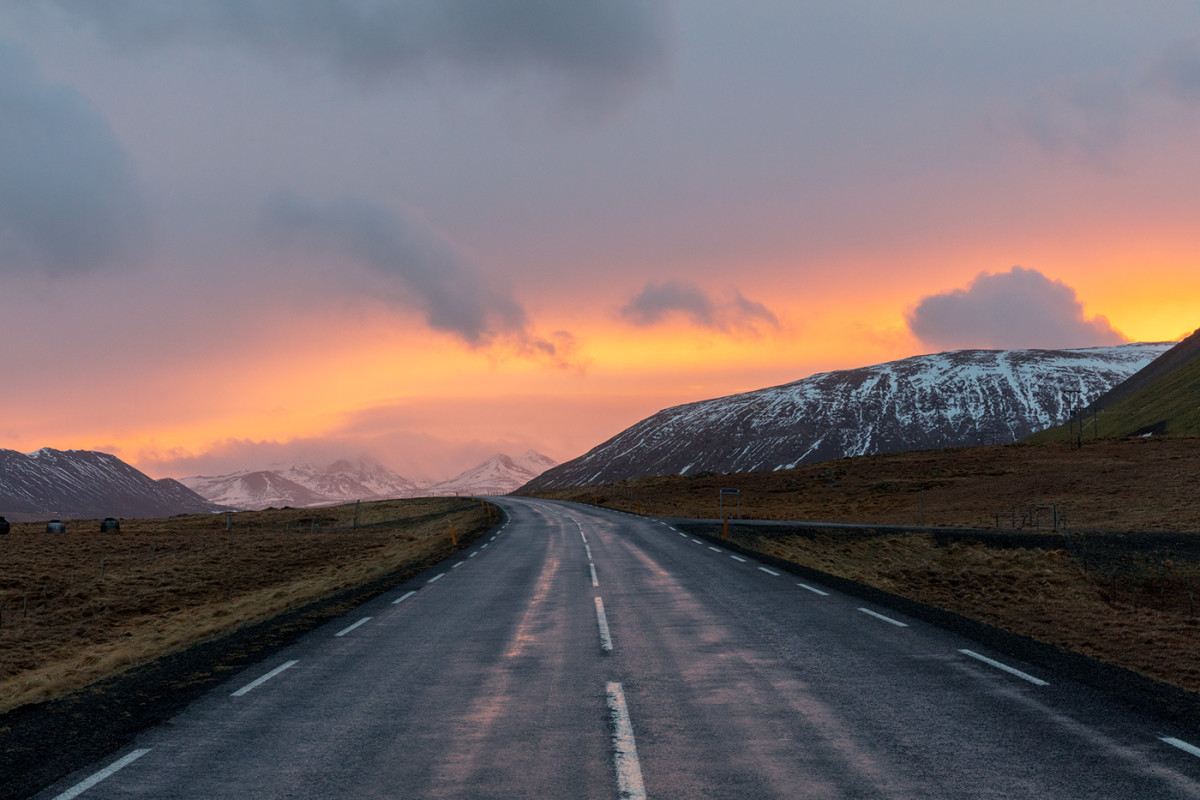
[3,1,1200,481]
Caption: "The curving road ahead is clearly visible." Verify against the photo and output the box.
[34,498,1200,799]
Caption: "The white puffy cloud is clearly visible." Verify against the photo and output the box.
[906,267,1127,351]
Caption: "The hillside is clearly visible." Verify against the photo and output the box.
[1030,327,1200,442]
[0,448,223,520]
[529,437,1200,532]
[525,342,1170,491]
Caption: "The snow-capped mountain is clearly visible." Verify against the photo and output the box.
[522,342,1173,491]
[181,457,420,510]
[425,451,558,496]
[0,448,223,519]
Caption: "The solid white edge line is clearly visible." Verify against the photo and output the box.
[393,590,417,604]
[1162,737,1200,759]
[858,608,909,627]
[959,649,1048,686]
[335,617,372,637]
[797,583,830,596]
[590,564,600,588]
[606,682,647,800]
[729,555,747,563]
[427,572,445,584]
[52,748,153,800]
[595,597,613,653]
[758,567,780,576]
[232,660,299,697]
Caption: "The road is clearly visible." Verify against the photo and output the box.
[33,497,1200,799]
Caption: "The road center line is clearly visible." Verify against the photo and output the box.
[52,748,153,800]
[468,551,477,558]
[393,590,417,604]
[858,608,909,627]
[677,531,687,537]
[232,660,298,697]
[797,583,830,596]
[959,649,1048,686]
[708,546,722,552]
[427,572,446,584]
[580,531,588,544]
[585,544,593,560]
[758,567,780,576]
[594,597,613,653]
[729,555,747,563]
[606,682,647,800]
[335,617,373,637]
[590,564,600,588]
[452,561,465,569]
[692,538,703,544]
[480,543,489,549]
[1162,737,1200,759]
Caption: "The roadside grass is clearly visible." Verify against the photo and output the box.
[747,532,1200,694]
[528,437,1200,693]
[0,498,491,714]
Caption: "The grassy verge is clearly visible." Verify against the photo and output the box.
[0,497,492,714]
[735,529,1200,694]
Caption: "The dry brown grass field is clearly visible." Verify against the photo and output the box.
[538,438,1200,530]
[532,437,1200,693]
[0,498,492,714]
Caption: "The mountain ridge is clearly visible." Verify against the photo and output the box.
[522,342,1172,491]
[0,448,225,520]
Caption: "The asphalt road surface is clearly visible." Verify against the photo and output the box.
[33,498,1200,799]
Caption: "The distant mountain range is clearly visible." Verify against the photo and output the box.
[522,342,1172,491]
[0,448,223,520]
[179,458,421,510]
[181,451,558,510]
[423,451,559,497]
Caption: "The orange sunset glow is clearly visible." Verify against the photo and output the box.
[3,4,1200,482]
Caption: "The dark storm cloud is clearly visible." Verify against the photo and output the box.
[906,267,1127,351]
[262,192,547,351]
[0,39,145,276]
[43,0,671,113]
[621,280,779,335]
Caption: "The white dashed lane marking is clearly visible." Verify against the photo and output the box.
[858,608,908,627]
[959,649,1048,686]
[52,748,152,800]
[231,660,298,697]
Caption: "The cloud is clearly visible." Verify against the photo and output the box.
[261,191,572,360]
[0,38,146,276]
[1151,38,1200,106]
[42,0,672,115]
[906,267,1127,351]
[620,280,779,335]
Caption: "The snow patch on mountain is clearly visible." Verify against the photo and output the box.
[523,342,1173,491]
[182,452,557,509]
[0,448,223,519]
[425,451,559,496]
